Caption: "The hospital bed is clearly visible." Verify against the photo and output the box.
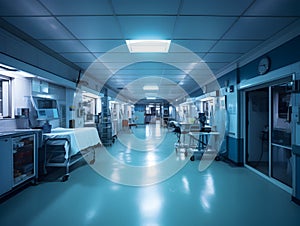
[43,127,101,181]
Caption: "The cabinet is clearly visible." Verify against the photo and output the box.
[0,137,13,195]
[0,133,36,196]
[99,114,113,146]
[98,88,113,146]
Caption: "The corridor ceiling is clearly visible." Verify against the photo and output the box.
[0,0,300,103]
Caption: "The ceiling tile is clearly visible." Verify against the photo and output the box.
[168,62,206,71]
[117,16,176,39]
[224,17,297,39]
[93,49,127,58]
[245,0,300,16]
[205,62,229,70]
[40,0,113,15]
[203,53,242,62]
[75,62,93,70]
[3,17,74,39]
[171,40,216,52]
[162,71,186,77]
[114,69,167,76]
[40,40,90,52]
[179,78,199,91]
[173,16,237,39]
[112,0,181,14]
[81,40,125,52]
[79,62,118,74]
[169,53,206,63]
[0,0,50,16]
[95,52,137,63]
[101,62,132,70]
[106,78,125,84]
[180,0,253,16]
[123,62,175,70]
[57,16,123,39]
[211,40,263,53]
[61,53,96,63]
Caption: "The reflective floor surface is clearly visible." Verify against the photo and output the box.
[0,124,299,226]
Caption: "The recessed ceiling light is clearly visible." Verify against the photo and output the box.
[143,85,159,91]
[146,97,156,100]
[126,40,171,53]
[0,63,17,71]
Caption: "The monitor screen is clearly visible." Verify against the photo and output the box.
[32,97,59,120]
[37,99,57,109]
[37,109,59,120]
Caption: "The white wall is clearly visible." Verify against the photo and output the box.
[226,85,238,138]
[73,90,84,127]
[12,76,31,115]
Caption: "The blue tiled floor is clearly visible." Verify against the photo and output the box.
[0,124,299,226]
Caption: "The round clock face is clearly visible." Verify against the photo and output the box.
[258,57,270,75]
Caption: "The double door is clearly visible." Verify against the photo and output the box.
[246,80,293,187]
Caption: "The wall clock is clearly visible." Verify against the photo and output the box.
[258,57,270,75]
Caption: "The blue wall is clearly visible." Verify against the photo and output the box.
[239,35,300,82]
[227,137,243,165]
[219,35,300,165]
[134,104,145,112]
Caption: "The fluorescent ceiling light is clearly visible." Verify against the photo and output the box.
[0,63,36,78]
[0,63,17,71]
[146,97,156,100]
[0,70,35,78]
[143,85,159,91]
[126,40,171,53]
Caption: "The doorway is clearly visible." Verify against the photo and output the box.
[245,79,293,188]
[270,83,292,186]
[246,87,269,176]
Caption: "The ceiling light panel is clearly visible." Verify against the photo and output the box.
[126,40,171,53]
[143,85,159,91]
